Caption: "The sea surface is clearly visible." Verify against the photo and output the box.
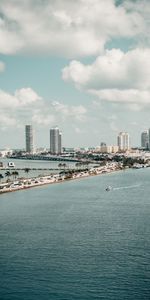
[0,167,150,300]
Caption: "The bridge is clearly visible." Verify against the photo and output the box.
[7,154,94,164]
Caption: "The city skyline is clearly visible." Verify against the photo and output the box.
[21,125,150,152]
[0,1,150,148]
[2,122,150,151]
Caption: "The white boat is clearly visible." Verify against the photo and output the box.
[8,162,15,168]
[106,186,112,191]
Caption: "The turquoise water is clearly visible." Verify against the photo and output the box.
[0,168,150,299]
[0,158,76,178]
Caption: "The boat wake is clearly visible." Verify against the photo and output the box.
[113,184,141,191]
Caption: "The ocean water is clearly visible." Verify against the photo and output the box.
[0,168,150,300]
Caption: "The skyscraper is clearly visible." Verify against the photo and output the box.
[50,127,62,154]
[58,131,62,154]
[141,130,148,149]
[25,125,34,153]
[117,132,130,151]
[148,129,150,150]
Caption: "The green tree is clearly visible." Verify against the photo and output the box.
[62,163,67,170]
[58,163,63,169]
[24,168,30,178]
[75,162,82,170]
[0,174,3,182]
[11,171,19,181]
[5,171,11,182]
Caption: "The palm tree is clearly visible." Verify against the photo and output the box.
[14,171,19,178]
[62,163,67,170]
[24,168,30,178]
[0,174,3,182]
[75,162,79,169]
[11,171,19,181]
[75,162,82,170]
[84,161,89,170]
[80,162,84,170]
[58,163,63,169]
[5,171,11,182]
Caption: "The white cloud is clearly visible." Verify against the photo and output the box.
[0,0,145,57]
[63,48,150,108]
[0,87,41,108]
[32,112,56,126]
[89,89,150,107]
[14,88,41,105]
[62,60,90,86]
[51,101,87,122]
[0,87,87,129]
[31,101,87,127]
[0,87,42,129]
[123,0,150,45]
[0,115,17,130]
[63,48,150,90]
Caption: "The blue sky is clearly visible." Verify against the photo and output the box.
[0,0,150,149]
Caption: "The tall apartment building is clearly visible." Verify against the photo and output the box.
[117,132,130,151]
[50,127,62,154]
[141,130,149,149]
[25,125,34,153]
[148,128,150,150]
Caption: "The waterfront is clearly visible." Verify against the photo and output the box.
[0,159,120,194]
[0,168,150,299]
[0,158,77,179]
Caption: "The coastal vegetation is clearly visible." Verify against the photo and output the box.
[0,174,3,182]
[0,162,121,194]
[0,154,149,195]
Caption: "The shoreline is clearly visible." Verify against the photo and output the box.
[0,163,123,195]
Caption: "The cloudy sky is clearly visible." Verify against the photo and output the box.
[0,0,150,149]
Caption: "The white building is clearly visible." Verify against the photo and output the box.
[0,149,13,157]
[50,127,62,154]
[117,132,130,151]
[100,145,119,153]
[25,125,34,153]
[141,130,148,149]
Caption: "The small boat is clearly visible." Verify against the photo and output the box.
[7,162,15,168]
[106,186,112,191]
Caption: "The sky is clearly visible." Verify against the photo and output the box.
[0,0,150,149]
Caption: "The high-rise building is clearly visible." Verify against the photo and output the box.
[58,131,62,153]
[148,129,150,150]
[148,129,150,149]
[141,130,148,149]
[25,125,34,153]
[117,132,130,151]
[50,127,62,154]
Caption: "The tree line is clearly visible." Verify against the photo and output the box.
[0,168,31,183]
